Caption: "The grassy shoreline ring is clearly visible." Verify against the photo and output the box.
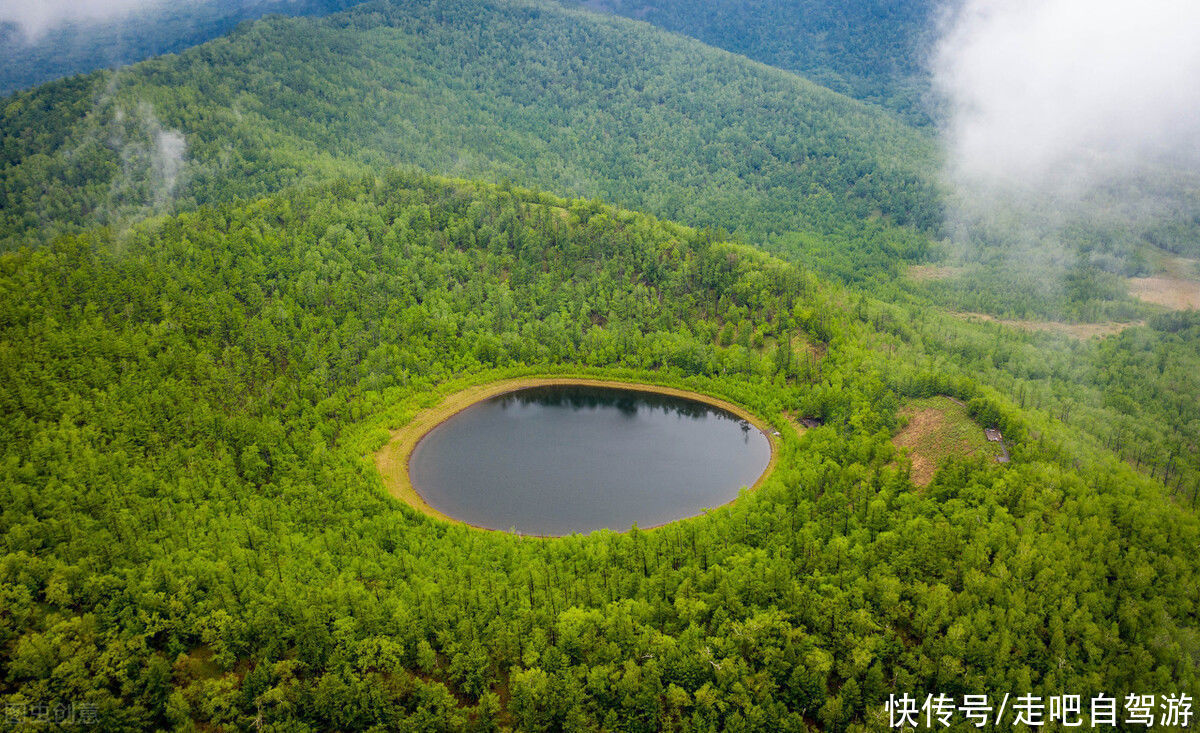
[373,377,780,534]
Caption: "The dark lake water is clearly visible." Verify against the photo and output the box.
[408,385,772,535]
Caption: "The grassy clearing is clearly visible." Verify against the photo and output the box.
[950,311,1138,339]
[1127,255,1200,310]
[892,396,1003,486]
[782,412,809,437]
[373,376,779,533]
[907,264,964,282]
[1128,276,1200,310]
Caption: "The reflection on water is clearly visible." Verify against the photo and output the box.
[500,386,729,421]
[408,385,771,535]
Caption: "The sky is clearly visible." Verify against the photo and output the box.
[932,0,1200,205]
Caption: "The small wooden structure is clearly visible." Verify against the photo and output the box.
[984,427,1011,463]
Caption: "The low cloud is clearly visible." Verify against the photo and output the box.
[152,127,188,206]
[93,97,190,229]
[932,0,1200,238]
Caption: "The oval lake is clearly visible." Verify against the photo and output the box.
[407,384,772,535]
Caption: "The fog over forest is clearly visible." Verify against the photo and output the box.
[933,0,1200,231]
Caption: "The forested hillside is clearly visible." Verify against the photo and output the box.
[4,1,1200,729]
[567,0,936,124]
[2,171,1197,729]
[867,287,1200,506]
[0,0,365,95]
[0,0,938,281]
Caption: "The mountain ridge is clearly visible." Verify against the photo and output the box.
[1,0,938,281]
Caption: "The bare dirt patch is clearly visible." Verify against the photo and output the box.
[892,396,1003,486]
[893,408,943,486]
[1128,276,1200,310]
[789,333,826,363]
[782,411,810,437]
[908,264,964,282]
[950,311,1138,339]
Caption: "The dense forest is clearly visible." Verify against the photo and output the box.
[8,0,1189,312]
[2,0,1199,729]
[2,172,1197,729]
[0,0,939,283]
[565,0,935,124]
[869,290,1200,507]
[2,0,937,123]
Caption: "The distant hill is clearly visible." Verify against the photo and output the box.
[565,0,937,125]
[0,0,938,281]
[0,0,365,96]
